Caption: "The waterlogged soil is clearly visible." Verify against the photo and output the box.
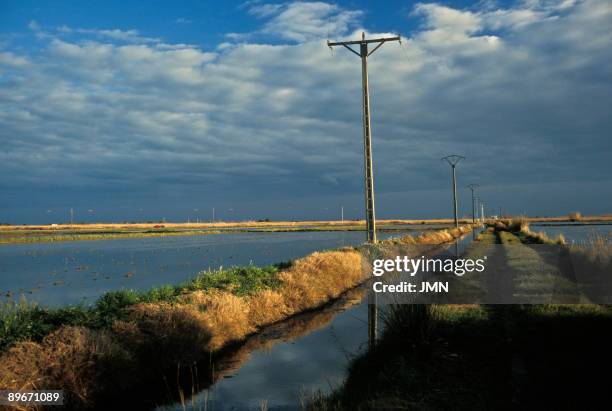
[0,230,417,306]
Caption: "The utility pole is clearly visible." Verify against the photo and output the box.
[70,208,74,225]
[441,155,465,228]
[328,32,400,352]
[328,32,400,244]
[467,184,479,224]
[481,202,485,222]
[341,205,344,222]
[212,207,215,223]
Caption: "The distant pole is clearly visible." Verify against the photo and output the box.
[481,202,485,222]
[70,208,74,225]
[212,207,215,223]
[442,155,465,228]
[467,184,479,224]
[341,205,344,222]
[328,32,400,244]
[499,206,502,219]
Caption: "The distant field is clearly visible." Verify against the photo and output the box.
[1,218,458,231]
[1,215,610,244]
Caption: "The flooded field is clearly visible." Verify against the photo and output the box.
[530,222,612,242]
[0,229,423,306]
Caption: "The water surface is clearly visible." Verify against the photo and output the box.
[0,230,415,306]
[529,222,611,242]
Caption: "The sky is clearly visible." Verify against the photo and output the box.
[0,0,610,224]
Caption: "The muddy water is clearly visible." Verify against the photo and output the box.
[0,230,419,306]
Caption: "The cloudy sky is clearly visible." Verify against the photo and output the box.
[1,0,610,224]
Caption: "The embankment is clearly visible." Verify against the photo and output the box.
[0,225,473,410]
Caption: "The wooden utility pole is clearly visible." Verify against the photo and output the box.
[328,32,400,244]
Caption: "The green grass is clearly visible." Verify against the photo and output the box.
[0,263,289,352]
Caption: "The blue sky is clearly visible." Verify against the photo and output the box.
[0,0,611,223]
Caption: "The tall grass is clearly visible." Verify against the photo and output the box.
[0,264,288,352]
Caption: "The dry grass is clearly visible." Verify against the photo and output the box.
[0,326,131,408]
[0,249,365,407]
[395,224,474,245]
[570,233,612,263]
[0,218,476,233]
[568,211,582,222]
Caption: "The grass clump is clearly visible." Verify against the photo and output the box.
[569,211,582,222]
[0,263,290,352]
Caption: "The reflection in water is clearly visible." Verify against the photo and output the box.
[155,286,368,411]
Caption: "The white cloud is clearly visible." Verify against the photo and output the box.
[57,26,160,43]
[240,1,363,42]
[0,51,29,67]
[415,3,482,34]
[0,0,610,204]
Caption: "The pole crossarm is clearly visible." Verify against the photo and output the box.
[327,36,401,47]
[467,183,479,192]
[441,154,465,167]
[327,35,401,58]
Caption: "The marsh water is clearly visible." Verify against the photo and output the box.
[529,222,612,242]
[0,229,427,306]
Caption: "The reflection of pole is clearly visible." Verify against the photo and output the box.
[368,292,377,350]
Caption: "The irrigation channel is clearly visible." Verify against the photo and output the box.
[149,231,480,411]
